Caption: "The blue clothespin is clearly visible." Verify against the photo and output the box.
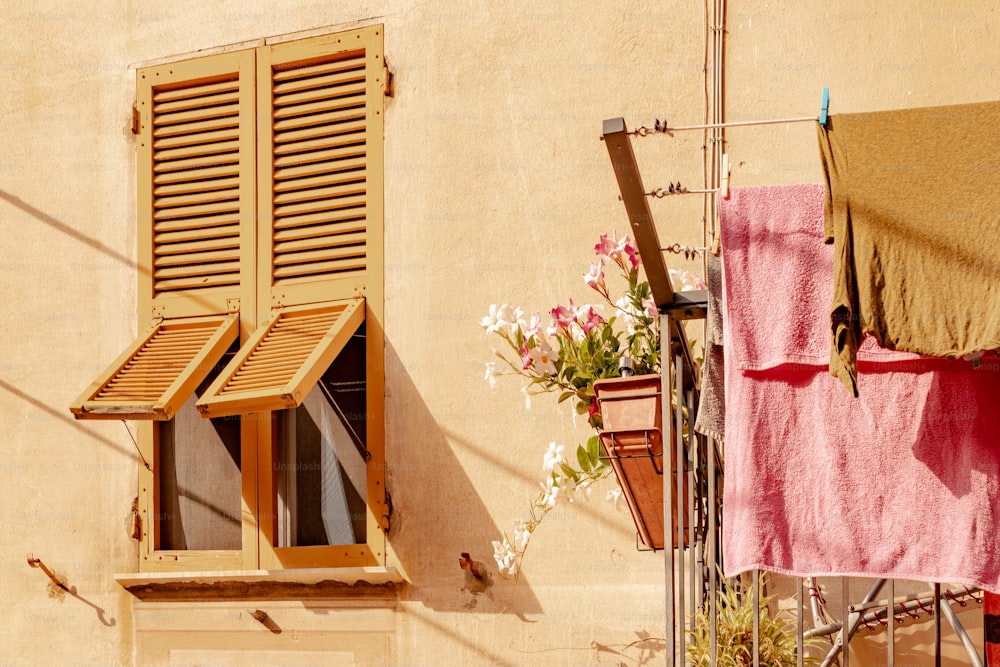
[819,87,830,127]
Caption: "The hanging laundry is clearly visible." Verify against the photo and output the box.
[818,101,1000,396]
[694,253,725,440]
[722,184,1000,593]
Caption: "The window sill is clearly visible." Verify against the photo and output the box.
[115,567,405,602]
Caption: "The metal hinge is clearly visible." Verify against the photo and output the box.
[128,496,142,540]
[383,62,393,98]
[130,106,140,135]
[380,491,393,533]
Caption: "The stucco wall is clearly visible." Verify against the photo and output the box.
[0,0,995,665]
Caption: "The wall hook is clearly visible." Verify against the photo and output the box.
[27,555,69,591]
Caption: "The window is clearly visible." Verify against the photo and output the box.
[71,26,388,572]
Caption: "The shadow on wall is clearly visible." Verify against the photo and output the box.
[383,340,543,616]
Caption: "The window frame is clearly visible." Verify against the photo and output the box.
[127,25,387,573]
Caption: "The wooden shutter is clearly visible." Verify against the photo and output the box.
[137,50,256,319]
[258,27,384,309]
[196,299,364,417]
[71,315,238,420]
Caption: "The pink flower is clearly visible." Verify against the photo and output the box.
[641,296,657,319]
[520,346,533,370]
[583,261,608,298]
[549,299,576,334]
[621,238,641,268]
[576,305,605,334]
[596,231,641,270]
[594,232,620,258]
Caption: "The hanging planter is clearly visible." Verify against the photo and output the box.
[594,373,687,550]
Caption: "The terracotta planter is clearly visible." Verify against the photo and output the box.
[593,374,688,550]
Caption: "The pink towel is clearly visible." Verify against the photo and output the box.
[721,185,1000,592]
[722,184,920,369]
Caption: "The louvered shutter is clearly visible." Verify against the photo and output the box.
[71,53,256,421]
[71,315,239,420]
[196,300,364,417]
[197,27,384,417]
[137,50,256,319]
[258,27,384,308]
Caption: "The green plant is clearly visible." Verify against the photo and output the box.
[686,574,820,667]
[482,232,705,579]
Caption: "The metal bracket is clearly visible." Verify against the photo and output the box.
[380,491,393,533]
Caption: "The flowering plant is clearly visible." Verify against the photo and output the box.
[482,232,704,578]
[482,232,662,430]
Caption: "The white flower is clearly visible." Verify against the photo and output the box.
[480,304,524,337]
[512,523,531,551]
[525,340,558,376]
[669,268,707,292]
[540,473,568,508]
[542,442,565,471]
[492,538,518,578]
[483,362,500,390]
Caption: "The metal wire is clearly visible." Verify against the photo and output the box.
[631,115,819,137]
[662,243,711,260]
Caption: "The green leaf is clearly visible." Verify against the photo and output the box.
[576,445,592,473]
[587,434,601,463]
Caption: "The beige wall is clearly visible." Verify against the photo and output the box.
[0,0,993,664]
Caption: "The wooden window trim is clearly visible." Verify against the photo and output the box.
[116,25,388,576]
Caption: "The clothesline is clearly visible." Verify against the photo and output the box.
[631,115,819,136]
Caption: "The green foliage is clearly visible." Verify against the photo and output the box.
[686,574,820,667]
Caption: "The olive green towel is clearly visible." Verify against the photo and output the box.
[818,101,1000,396]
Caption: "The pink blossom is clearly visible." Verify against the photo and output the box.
[594,232,620,258]
[621,238,641,268]
[577,306,605,334]
[549,299,576,334]
[520,346,533,370]
[583,261,608,298]
[596,231,641,270]
[641,297,657,319]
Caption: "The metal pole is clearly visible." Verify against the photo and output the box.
[940,594,984,667]
[708,434,717,667]
[675,351,686,663]
[662,314,674,667]
[797,578,804,667]
[752,569,760,667]
[935,583,941,667]
[887,579,894,666]
[842,578,850,667]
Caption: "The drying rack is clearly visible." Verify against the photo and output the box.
[600,116,988,667]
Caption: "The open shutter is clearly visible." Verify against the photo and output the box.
[137,50,256,320]
[196,300,363,417]
[71,315,238,420]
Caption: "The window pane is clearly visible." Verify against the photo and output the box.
[276,327,367,547]
[158,348,242,551]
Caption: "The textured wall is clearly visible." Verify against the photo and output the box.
[0,0,993,664]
